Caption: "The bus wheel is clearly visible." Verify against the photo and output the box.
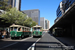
[29,34,31,37]
[11,37,14,39]
[21,35,24,39]
[33,36,35,38]
[40,36,42,38]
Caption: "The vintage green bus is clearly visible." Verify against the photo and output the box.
[10,25,31,39]
[32,25,42,37]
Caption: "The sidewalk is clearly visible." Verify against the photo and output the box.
[55,37,75,46]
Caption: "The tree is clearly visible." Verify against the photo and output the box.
[24,17,33,27]
[0,7,37,27]
[31,21,37,27]
[24,17,37,27]
[0,0,12,11]
[0,8,27,25]
[6,5,12,11]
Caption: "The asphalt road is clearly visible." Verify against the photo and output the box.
[0,32,73,50]
[0,37,39,50]
[0,32,45,50]
[35,33,66,50]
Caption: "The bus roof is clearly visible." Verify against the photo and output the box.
[10,25,24,27]
[33,25,42,28]
[10,25,31,29]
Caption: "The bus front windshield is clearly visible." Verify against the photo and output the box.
[34,27,41,31]
[14,27,17,31]
[10,27,13,31]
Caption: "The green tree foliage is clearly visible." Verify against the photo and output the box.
[6,5,12,11]
[0,8,37,27]
[31,21,37,27]
[24,17,33,27]
[0,8,27,24]
[24,17,37,27]
[0,0,12,11]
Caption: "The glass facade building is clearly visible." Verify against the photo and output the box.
[57,0,75,18]
[0,0,12,6]
[65,0,75,11]
[56,5,62,18]
[0,0,21,11]
[55,0,75,22]
[14,0,16,7]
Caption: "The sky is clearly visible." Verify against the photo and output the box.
[21,0,62,27]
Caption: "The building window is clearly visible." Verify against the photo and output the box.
[14,0,16,7]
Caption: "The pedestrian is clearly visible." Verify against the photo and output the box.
[6,31,9,38]
[2,30,7,39]
[0,30,1,38]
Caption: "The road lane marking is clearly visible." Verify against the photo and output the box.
[27,33,46,50]
[27,38,41,50]
[42,33,45,37]
[0,37,32,49]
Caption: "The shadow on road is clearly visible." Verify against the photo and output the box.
[48,32,75,50]
[0,39,36,50]
[35,41,74,50]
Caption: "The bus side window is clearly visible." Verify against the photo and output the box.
[25,28,26,31]
[18,27,21,31]
[10,27,13,31]
[22,27,24,31]
[20,29,21,31]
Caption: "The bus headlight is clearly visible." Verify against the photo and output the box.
[15,34,16,36]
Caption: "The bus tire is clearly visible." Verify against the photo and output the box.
[40,36,42,38]
[21,35,24,39]
[11,37,14,39]
[29,35,31,37]
[33,36,35,38]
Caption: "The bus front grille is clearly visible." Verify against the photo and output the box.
[36,32,38,35]
[12,32,15,35]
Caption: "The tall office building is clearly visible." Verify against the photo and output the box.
[12,0,21,11]
[45,20,47,29]
[0,0,21,11]
[22,9,40,25]
[45,19,50,29]
[40,17,45,29]
[47,20,50,29]
[40,17,50,29]
[55,0,75,22]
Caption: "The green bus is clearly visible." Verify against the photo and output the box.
[32,25,42,38]
[10,25,31,39]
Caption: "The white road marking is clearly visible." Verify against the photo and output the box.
[0,37,32,49]
[42,33,45,37]
[27,38,41,50]
[27,33,46,50]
